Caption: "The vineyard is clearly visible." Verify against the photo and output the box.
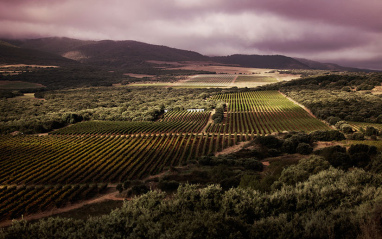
[348,121,382,132]
[0,184,108,221]
[0,133,247,185]
[205,91,330,134]
[51,111,210,135]
[1,90,330,222]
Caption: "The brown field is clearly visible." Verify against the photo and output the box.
[0,80,45,89]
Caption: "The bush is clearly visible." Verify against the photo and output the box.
[310,130,346,141]
[254,135,283,149]
[296,143,313,155]
[128,184,149,196]
[326,116,341,125]
[158,180,180,192]
[329,152,352,169]
[340,124,353,134]
[335,121,348,129]
[276,156,330,185]
[348,144,373,155]
[365,126,379,136]
[351,152,371,168]
[116,183,123,193]
[237,158,264,171]
[350,132,364,140]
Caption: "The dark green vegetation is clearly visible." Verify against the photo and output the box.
[0,41,76,66]
[3,155,382,238]
[0,87,221,134]
[51,111,210,135]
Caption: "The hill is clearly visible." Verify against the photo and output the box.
[1,37,372,71]
[293,57,373,72]
[0,40,76,66]
[211,54,310,69]
[6,37,208,68]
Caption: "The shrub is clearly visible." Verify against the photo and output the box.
[340,124,353,134]
[326,116,341,125]
[276,156,330,185]
[296,143,313,155]
[350,132,364,140]
[254,135,283,149]
[310,130,345,141]
[158,180,180,192]
[365,126,379,136]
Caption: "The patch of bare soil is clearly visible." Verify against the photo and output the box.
[215,141,250,157]
[314,141,345,150]
[202,109,215,133]
[371,86,382,95]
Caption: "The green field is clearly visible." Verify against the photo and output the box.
[206,91,330,134]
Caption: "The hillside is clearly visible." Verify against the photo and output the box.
[1,37,368,71]
[211,54,310,69]
[0,40,77,66]
[5,38,208,68]
[293,57,372,72]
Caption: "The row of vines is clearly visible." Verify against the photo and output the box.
[206,91,330,134]
[0,133,246,185]
[0,184,107,221]
[51,111,210,135]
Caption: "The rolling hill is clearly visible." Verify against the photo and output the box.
[0,40,76,66]
[1,37,370,71]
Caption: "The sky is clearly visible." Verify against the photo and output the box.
[0,0,381,70]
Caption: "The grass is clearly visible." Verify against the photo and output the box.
[343,139,382,151]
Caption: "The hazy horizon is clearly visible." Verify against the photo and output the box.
[1,0,381,70]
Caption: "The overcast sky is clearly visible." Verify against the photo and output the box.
[0,0,381,70]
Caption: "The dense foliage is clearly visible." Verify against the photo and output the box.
[2,167,382,238]
[0,87,223,134]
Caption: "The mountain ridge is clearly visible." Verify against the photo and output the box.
[0,37,373,71]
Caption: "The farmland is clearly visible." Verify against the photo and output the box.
[51,110,210,135]
[0,89,333,222]
[174,74,236,87]
[205,91,330,134]
[0,133,236,185]
[348,121,382,132]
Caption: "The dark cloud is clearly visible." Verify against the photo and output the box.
[0,0,381,70]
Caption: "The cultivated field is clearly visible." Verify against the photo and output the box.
[206,91,330,134]
[0,90,327,222]
[349,121,382,132]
